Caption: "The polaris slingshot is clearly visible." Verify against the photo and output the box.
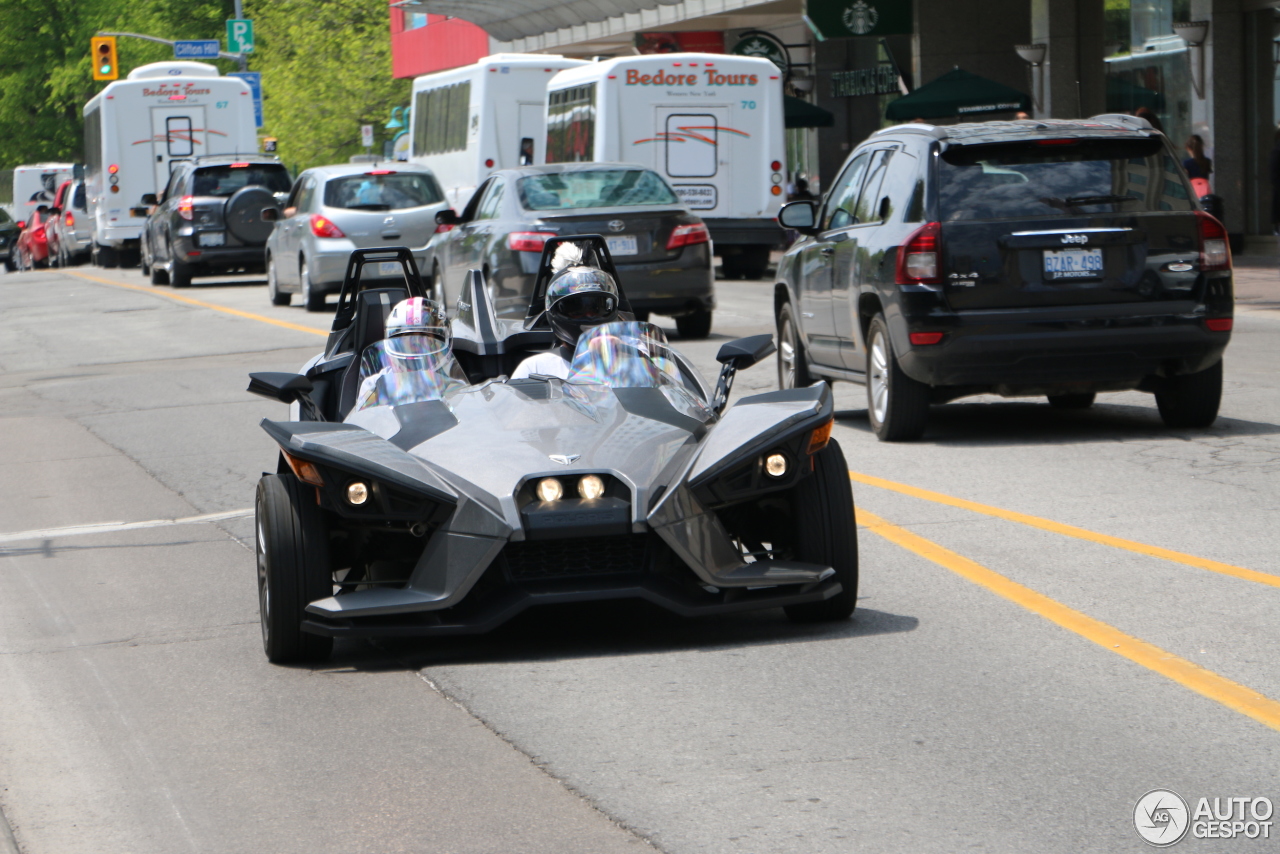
[248,238,857,663]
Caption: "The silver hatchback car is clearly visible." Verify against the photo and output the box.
[264,163,447,311]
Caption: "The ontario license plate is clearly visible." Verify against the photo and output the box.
[1043,248,1102,280]
[198,231,225,247]
[606,235,638,256]
[378,261,402,276]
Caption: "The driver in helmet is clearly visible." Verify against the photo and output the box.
[354,296,466,410]
[511,265,621,380]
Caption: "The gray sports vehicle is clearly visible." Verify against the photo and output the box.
[247,238,856,663]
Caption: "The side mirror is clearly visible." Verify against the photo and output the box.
[247,372,314,404]
[261,207,279,222]
[140,193,158,206]
[435,208,459,226]
[716,334,777,369]
[778,200,817,232]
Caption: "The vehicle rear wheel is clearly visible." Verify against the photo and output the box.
[267,256,290,306]
[170,255,193,288]
[301,258,324,312]
[784,439,858,623]
[866,314,930,442]
[1048,392,1096,409]
[738,245,770,280]
[256,474,334,664]
[138,245,149,275]
[150,259,170,285]
[777,301,816,389]
[676,308,712,339]
[96,244,118,268]
[1155,359,1222,428]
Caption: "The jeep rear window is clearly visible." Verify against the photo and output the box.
[191,165,292,197]
[938,138,1193,221]
[323,173,444,211]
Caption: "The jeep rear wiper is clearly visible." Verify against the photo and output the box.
[345,203,392,211]
[1062,194,1136,206]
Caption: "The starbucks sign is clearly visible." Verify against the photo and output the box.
[805,0,913,39]
[731,31,790,77]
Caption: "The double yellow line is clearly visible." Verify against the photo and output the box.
[854,473,1280,733]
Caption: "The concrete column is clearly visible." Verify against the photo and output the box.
[1191,0,1247,240]
[1029,0,1106,118]
[913,0,1031,96]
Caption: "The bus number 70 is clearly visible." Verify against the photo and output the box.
[740,100,756,110]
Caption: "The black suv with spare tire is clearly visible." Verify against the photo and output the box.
[775,115,1233,441]
[137,155,291,287]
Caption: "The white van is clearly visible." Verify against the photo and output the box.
[82,61,257,266]
[408,54,588,210]
[545,53,787,279]
[9,164,74,221]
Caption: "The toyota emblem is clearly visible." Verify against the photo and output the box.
[608,220,625,233]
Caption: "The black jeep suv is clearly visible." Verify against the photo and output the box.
[775,115,1233,441]
[137,155,291,287]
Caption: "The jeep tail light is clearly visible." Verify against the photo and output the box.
[177,196,194,221]
[895,221,942,285]
[909,332,945,345]
[1196,210,1230,272]
[310,214,345,238]
[64,212,74,226]
[667,223,709,250]
[1204,318,1233,332]
[508,232,555,252]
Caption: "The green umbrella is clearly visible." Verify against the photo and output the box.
[784,94,835,129]
[885,67,1030,121]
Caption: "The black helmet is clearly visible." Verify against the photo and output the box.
[544,265,620,347]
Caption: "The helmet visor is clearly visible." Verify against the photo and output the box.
[551,292,617,321]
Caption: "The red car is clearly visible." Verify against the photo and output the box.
[14,206,52,270]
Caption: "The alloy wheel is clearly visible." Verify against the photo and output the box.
[869,331,890,425]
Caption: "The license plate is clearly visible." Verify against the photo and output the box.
[378,261,402,276]
[198,231,225,247]
[1043,248,1102,280]
[606,235,638,256]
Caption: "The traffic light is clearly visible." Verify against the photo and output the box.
[91,36,118,81]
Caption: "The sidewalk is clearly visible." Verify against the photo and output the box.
[1232,252,1280,309]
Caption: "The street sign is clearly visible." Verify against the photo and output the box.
[262,137,278,153]
[361,124,374,149]
[174,40,220,59]
[226,18,254,54]
[230,71,263,128]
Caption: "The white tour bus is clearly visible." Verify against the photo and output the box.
[408,54,588,210]
[8,163,75,221]
[82,61,257,266]
[545,53,787,279]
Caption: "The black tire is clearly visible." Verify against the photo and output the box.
[170,255,193,288]
[777,301,816,389]
[676,308,713,339]
[720,253,745,280]
[1155,360,1222,428]
[785,439,859,623]
[738,245,770,280]
[267,255,290,305]
[866,314,930,441]
[301,258,325,312]
[150,261,170,285]
[225,187,278,244]
[256,474,334,664]
[96,244,118,268]
[1048,392,1096,409]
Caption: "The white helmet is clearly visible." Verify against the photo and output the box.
[384,297,450,357]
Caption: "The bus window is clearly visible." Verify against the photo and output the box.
[547,84,596,163]
[166,117,194,157]
[519,137,534,165]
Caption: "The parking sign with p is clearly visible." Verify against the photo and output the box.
[226,18,254,54]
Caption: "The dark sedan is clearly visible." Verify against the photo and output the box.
[428,164,715,338]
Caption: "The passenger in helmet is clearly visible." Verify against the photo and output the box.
[511,265,621,380]
[353,296,466,411]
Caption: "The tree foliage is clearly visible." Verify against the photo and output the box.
[0,0,408,173]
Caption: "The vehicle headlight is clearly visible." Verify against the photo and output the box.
[578,474,605,500]
[764,453,788,478]
[537,477,563,502]
[346,481,369,505]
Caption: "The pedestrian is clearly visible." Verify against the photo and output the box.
[1133,107,1163,133]
[788,177,815,202]
[1269,125,1280,233]
[1184,134,1213,197]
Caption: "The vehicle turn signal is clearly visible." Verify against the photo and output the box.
[807,419,833,454]
[310,214,345,238]
[1196,211,1230,272]
[283,452,324,486]
[508,232,555,252]
[895,221,942,285]
[177,196,194,221]
[666,223,709,250]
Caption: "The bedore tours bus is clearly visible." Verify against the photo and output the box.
[545,53,786,279]
[408,54,589,211]
[83,61,257,267]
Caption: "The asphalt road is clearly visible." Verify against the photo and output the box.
[1,258,1278,853]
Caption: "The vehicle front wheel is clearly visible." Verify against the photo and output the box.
[256,474,334,664]
[1048,392,1096,409]
[301,258,324,312]
[267,256,290,306]
[866,314,930,442]
[1155,359,1222,428]
[777,301,816,389]
[784,439,859,623]
[675,308,713,339]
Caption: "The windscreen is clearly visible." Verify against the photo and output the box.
[354,334,467,411]
[566,321,711,422]
[518,170,678,211]
[938,138,1194,221]
[324,173,444,211]
[191,165,292,197]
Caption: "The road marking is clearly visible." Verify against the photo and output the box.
[850,470,1279,589]
[857,508,1280,733]
[65,270,327,337]
[0,509,253,545]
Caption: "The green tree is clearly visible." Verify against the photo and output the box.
[247,0,409,170]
